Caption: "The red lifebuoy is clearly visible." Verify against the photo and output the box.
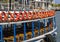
[38,12,40,18]
[48,11,51,17]
[35,12,39,19]
[2,12,8,22]
[23,11,28,20]
[46,11,48,17]
[28,11,33,20]
[8,12,14,22]
[39,12,44,18]
[51,10,55,16]
[0,13,2,22]
[19,12,23,21]
[44,12,48,18]
[14,12,19,22]
[42,12,46,18]
[33,12,36,19]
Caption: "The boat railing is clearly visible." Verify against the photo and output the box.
[0,15,57,42]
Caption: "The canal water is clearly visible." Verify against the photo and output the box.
[56,11,60,42]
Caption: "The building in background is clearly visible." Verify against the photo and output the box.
[0,0,54,11]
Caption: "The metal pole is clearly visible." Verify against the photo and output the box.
[44,19,46,33]
[14,0,15,11]
[53,17,56,29]
[0,25,3,42]
[22,0,23,9]
[48,19,50,31]
[9,0,11,10]
[13,24,16,42]
[24,0,25,10]
[32,22,34,38]
[26,0,27,5]
[38,20,40,35]
[46,0,47,9]
[54,17,56,28]
[8,0,9,11]
[24,23,26,40]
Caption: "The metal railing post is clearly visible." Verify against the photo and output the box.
[44,19,46,33]
[0,25,3,42]
[13,24,16,42]
[48,19,50,31]
[38,20,40,35]
[32,22,34,38]
[24,23,26,40]
[53,17,56,29]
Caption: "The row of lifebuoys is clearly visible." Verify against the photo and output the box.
[0,10,55,22]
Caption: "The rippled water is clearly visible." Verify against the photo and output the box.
[56,11,60,42]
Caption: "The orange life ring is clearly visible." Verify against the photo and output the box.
[47,11,49,17]
[50,10,53,16]
[35,12,39,19]
[19,12,23,21]
[14,12,19,22]
[38,12,40,18]
[33,12,36,19]
[0,13,2,22]
[48,10,55,17]
[51,10,55,16]
[50,10,54,16]
[2,12,8,22]
[23,11,28,20]
[8,12,14,22]
[39,12,44,18]
[38,12,42,18]
[44,11,48,17]
[48,11,51,17]
[42,12,46,18]
[28,11,33,20]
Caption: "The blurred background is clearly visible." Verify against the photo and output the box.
[56,11,60,42]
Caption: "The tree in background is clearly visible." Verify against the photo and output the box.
[2,0,14,3]
[51,4,60,7]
